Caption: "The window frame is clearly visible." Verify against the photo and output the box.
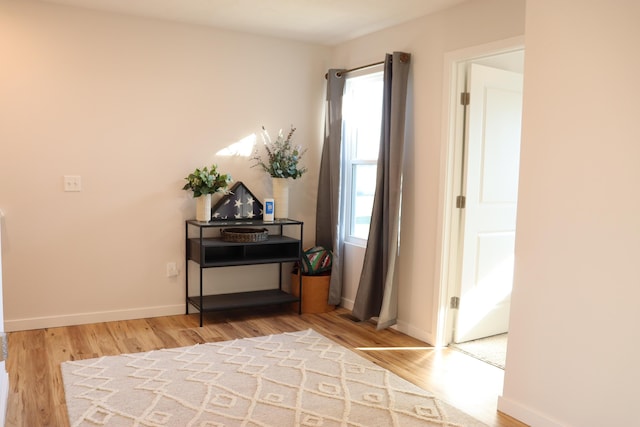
[341,66,384,246]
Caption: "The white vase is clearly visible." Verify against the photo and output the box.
[272,178,289,219]
[195,194,212,222]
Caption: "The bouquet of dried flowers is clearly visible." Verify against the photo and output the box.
[251,125,307,179]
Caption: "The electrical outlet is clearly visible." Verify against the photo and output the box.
[166,262,178,277]
[63,175,82,192]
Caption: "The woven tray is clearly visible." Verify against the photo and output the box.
[220,227,269,243]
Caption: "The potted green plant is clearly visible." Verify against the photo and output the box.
[251,125,306,219]
[183,164,232,222]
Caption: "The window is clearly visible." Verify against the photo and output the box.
[342,68,384,243]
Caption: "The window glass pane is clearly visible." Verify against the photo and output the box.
[344,73,383,160]
[351,164,377,239]
[354,81,383,159]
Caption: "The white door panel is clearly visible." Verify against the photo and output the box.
[454,64,523,343]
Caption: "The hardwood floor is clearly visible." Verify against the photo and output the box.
[5,307,526,426]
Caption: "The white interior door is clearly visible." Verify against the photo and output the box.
[453,64,523,343]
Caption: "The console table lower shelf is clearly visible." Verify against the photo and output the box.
[187,289,300,317]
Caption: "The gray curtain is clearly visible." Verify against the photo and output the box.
[316,69,346,305]
[352,52,411,329]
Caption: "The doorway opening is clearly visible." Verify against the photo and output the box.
[435,39,524,369]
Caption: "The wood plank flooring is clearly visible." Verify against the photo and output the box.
[5,307,526,426]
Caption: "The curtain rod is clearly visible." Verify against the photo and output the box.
[325,60,384,79]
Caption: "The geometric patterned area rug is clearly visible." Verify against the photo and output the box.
[61,329,486,426]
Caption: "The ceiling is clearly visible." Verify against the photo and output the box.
[39,0,468,45]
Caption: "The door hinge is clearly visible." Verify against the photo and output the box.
[456,195,466,209]
[450,296,460,310]
[460,91,470,106]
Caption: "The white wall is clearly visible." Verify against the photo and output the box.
[498,1,640,426]
[6,0,638,424]
[0,1,329,330]
[334,0,526,343]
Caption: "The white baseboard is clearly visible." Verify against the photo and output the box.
[5,304,185,332]
[338,299,436,347]
[395,319,435,346]
[498,395,566,427]
[340,297,354,310]
[11,300,437,348]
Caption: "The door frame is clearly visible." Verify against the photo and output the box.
[432,36,525,348]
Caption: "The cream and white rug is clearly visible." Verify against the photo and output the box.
[61,329,486,426]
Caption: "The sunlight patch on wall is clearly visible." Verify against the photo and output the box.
[216,134,256,157]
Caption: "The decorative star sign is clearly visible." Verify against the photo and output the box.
[210,182,264,221]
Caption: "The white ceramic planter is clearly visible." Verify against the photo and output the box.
[272,178,289,219]
[195,193,212,222]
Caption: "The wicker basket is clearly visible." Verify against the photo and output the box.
[220,227,269,243]
[291,271,335,314]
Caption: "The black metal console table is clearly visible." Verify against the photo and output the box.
[185,218,303,326]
